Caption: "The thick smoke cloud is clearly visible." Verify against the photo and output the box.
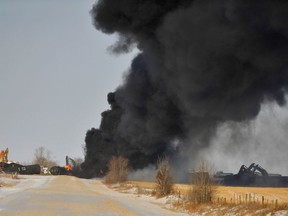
[82,0,288,178]
[200,101,288,176]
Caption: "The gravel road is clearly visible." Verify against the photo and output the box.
[0,175,188,216]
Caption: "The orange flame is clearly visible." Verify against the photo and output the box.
[64,165,72,171]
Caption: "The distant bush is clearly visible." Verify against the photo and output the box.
[187,161,216,204]
[105,156,129,184]
[155,157,173,197]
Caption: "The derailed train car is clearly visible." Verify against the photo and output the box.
[0,147,40,175]
[49,156,76,175]
[0,162,41,175]
[213,163,288,187]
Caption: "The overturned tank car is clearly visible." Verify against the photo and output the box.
[50,156,76,175]
[213,163,288,187]
[0,162,41,175]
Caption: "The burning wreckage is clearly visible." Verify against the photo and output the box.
[213,163,288,187]
[49,156,76,175]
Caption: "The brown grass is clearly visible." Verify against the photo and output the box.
[105,156,129,184]
[0,173,19,187]
[0,173,19,179]
[154,157,173,197]
[187,162,216,204]
[173,202,288,216]
[126,181,288,203]
[214,186,288,204]
[122,181,288,214]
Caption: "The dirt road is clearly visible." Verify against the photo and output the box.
[0,175,187,216]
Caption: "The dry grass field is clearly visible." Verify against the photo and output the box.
[0,173,19,187]
[130,181,288,204]
[119,181,288,215]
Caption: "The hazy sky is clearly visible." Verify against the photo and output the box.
[0,0,137,164]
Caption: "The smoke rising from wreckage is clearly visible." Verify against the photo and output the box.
[81,0,288,179]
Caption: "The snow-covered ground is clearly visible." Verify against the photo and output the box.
[0,175,190,215]
[1,175,287,215]
[0,175,55,199]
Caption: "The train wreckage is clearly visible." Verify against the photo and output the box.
[0,148,41,175]
[213,163,288,187]
[49,156,76,175]
[0,148,76,175]
[1,146,287,188]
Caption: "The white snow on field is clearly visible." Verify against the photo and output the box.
[0,175,55,199]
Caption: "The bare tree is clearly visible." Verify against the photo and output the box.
[33,147,57,168]
[155,157,173,197]
[187,161,216,204]
[105,156,129,184]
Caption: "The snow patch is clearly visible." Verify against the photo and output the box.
[0,175,55,199]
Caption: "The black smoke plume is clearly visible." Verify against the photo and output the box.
[82,0,288,178]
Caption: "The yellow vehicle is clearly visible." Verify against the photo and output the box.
[0,148,8,163]
[0,148,40,174]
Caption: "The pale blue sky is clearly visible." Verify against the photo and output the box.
[0,0,137,164]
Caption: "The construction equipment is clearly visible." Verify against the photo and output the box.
[0,148,8,163]
[0,147,40,175]
[213,163,288,187]
[50,156,76,175]
[0,148,9,171]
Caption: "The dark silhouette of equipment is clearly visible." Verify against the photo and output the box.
[50,156,76,175]
[0,162,40,175]
[213,163,288,187]
[0,147,40,175]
